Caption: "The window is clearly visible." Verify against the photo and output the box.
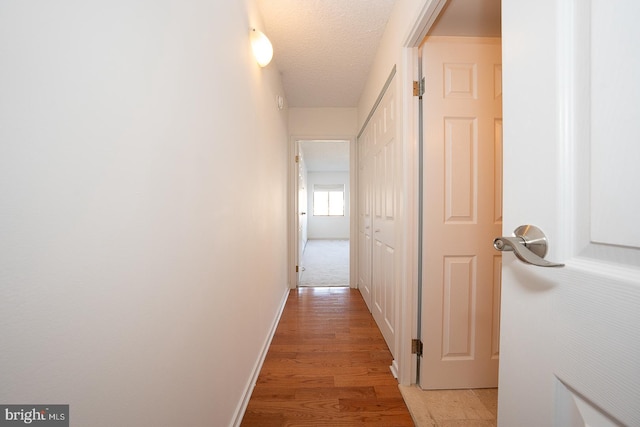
[313,184,344,216]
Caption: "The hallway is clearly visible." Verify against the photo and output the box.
[241,287,413,426]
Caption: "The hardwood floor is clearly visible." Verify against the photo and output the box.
[241,287,414,426]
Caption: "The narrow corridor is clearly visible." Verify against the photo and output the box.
[241,287,413,426]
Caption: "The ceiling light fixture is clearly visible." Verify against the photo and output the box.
[250,28,273,67]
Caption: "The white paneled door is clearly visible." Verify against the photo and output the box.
[358,133,373,311]
[358,78,398,359]
[499,0,640,425]
[420,37,502,389]
[371,85,397,355]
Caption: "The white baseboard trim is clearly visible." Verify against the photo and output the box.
[231,287,290,427]
[390,359,399,379]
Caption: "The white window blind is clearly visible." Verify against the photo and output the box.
[313,184,344,216]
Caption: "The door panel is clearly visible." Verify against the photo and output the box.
[444,117,476,222]
[420,37,502,389]
[499,0,640,425]
[442,255,475,360]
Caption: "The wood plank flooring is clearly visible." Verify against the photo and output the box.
[241,287,414,426]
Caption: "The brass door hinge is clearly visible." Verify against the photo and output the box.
[296,265,299,272]
[411,339,423,357]
[413,78,425,97]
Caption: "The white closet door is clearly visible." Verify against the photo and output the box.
[358,77,399,359]
[358,126,373,311]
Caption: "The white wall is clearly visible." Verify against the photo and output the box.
[0,1,288,426]
[357,0,427,128]
[306,172,350,239]
[289,107,358,137]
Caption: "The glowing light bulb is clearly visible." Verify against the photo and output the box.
[250,29,273,67]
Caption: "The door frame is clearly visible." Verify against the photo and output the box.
[287,135,358,289]
[397,0,480,386]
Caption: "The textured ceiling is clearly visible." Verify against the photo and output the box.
[300,140,350,172]
[256,0,396,108]
[256,0,501,109]
[258,0,501,170]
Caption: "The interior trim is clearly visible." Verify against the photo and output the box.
[357,65,397,139]
[232,288,290,426]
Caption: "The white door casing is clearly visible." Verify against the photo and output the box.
[290,137,356,289]
[500,0,640,425]
[420,37,502,389]
[297,148,308,281]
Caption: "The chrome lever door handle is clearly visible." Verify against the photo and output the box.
[493,225,564,268]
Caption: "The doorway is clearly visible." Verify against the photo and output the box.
[296,139,352,287]
[415,0,502,390]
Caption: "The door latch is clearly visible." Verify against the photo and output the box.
[494,225,564,268]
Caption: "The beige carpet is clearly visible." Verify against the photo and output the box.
[399,385,498,427]
[299,239,349,286]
